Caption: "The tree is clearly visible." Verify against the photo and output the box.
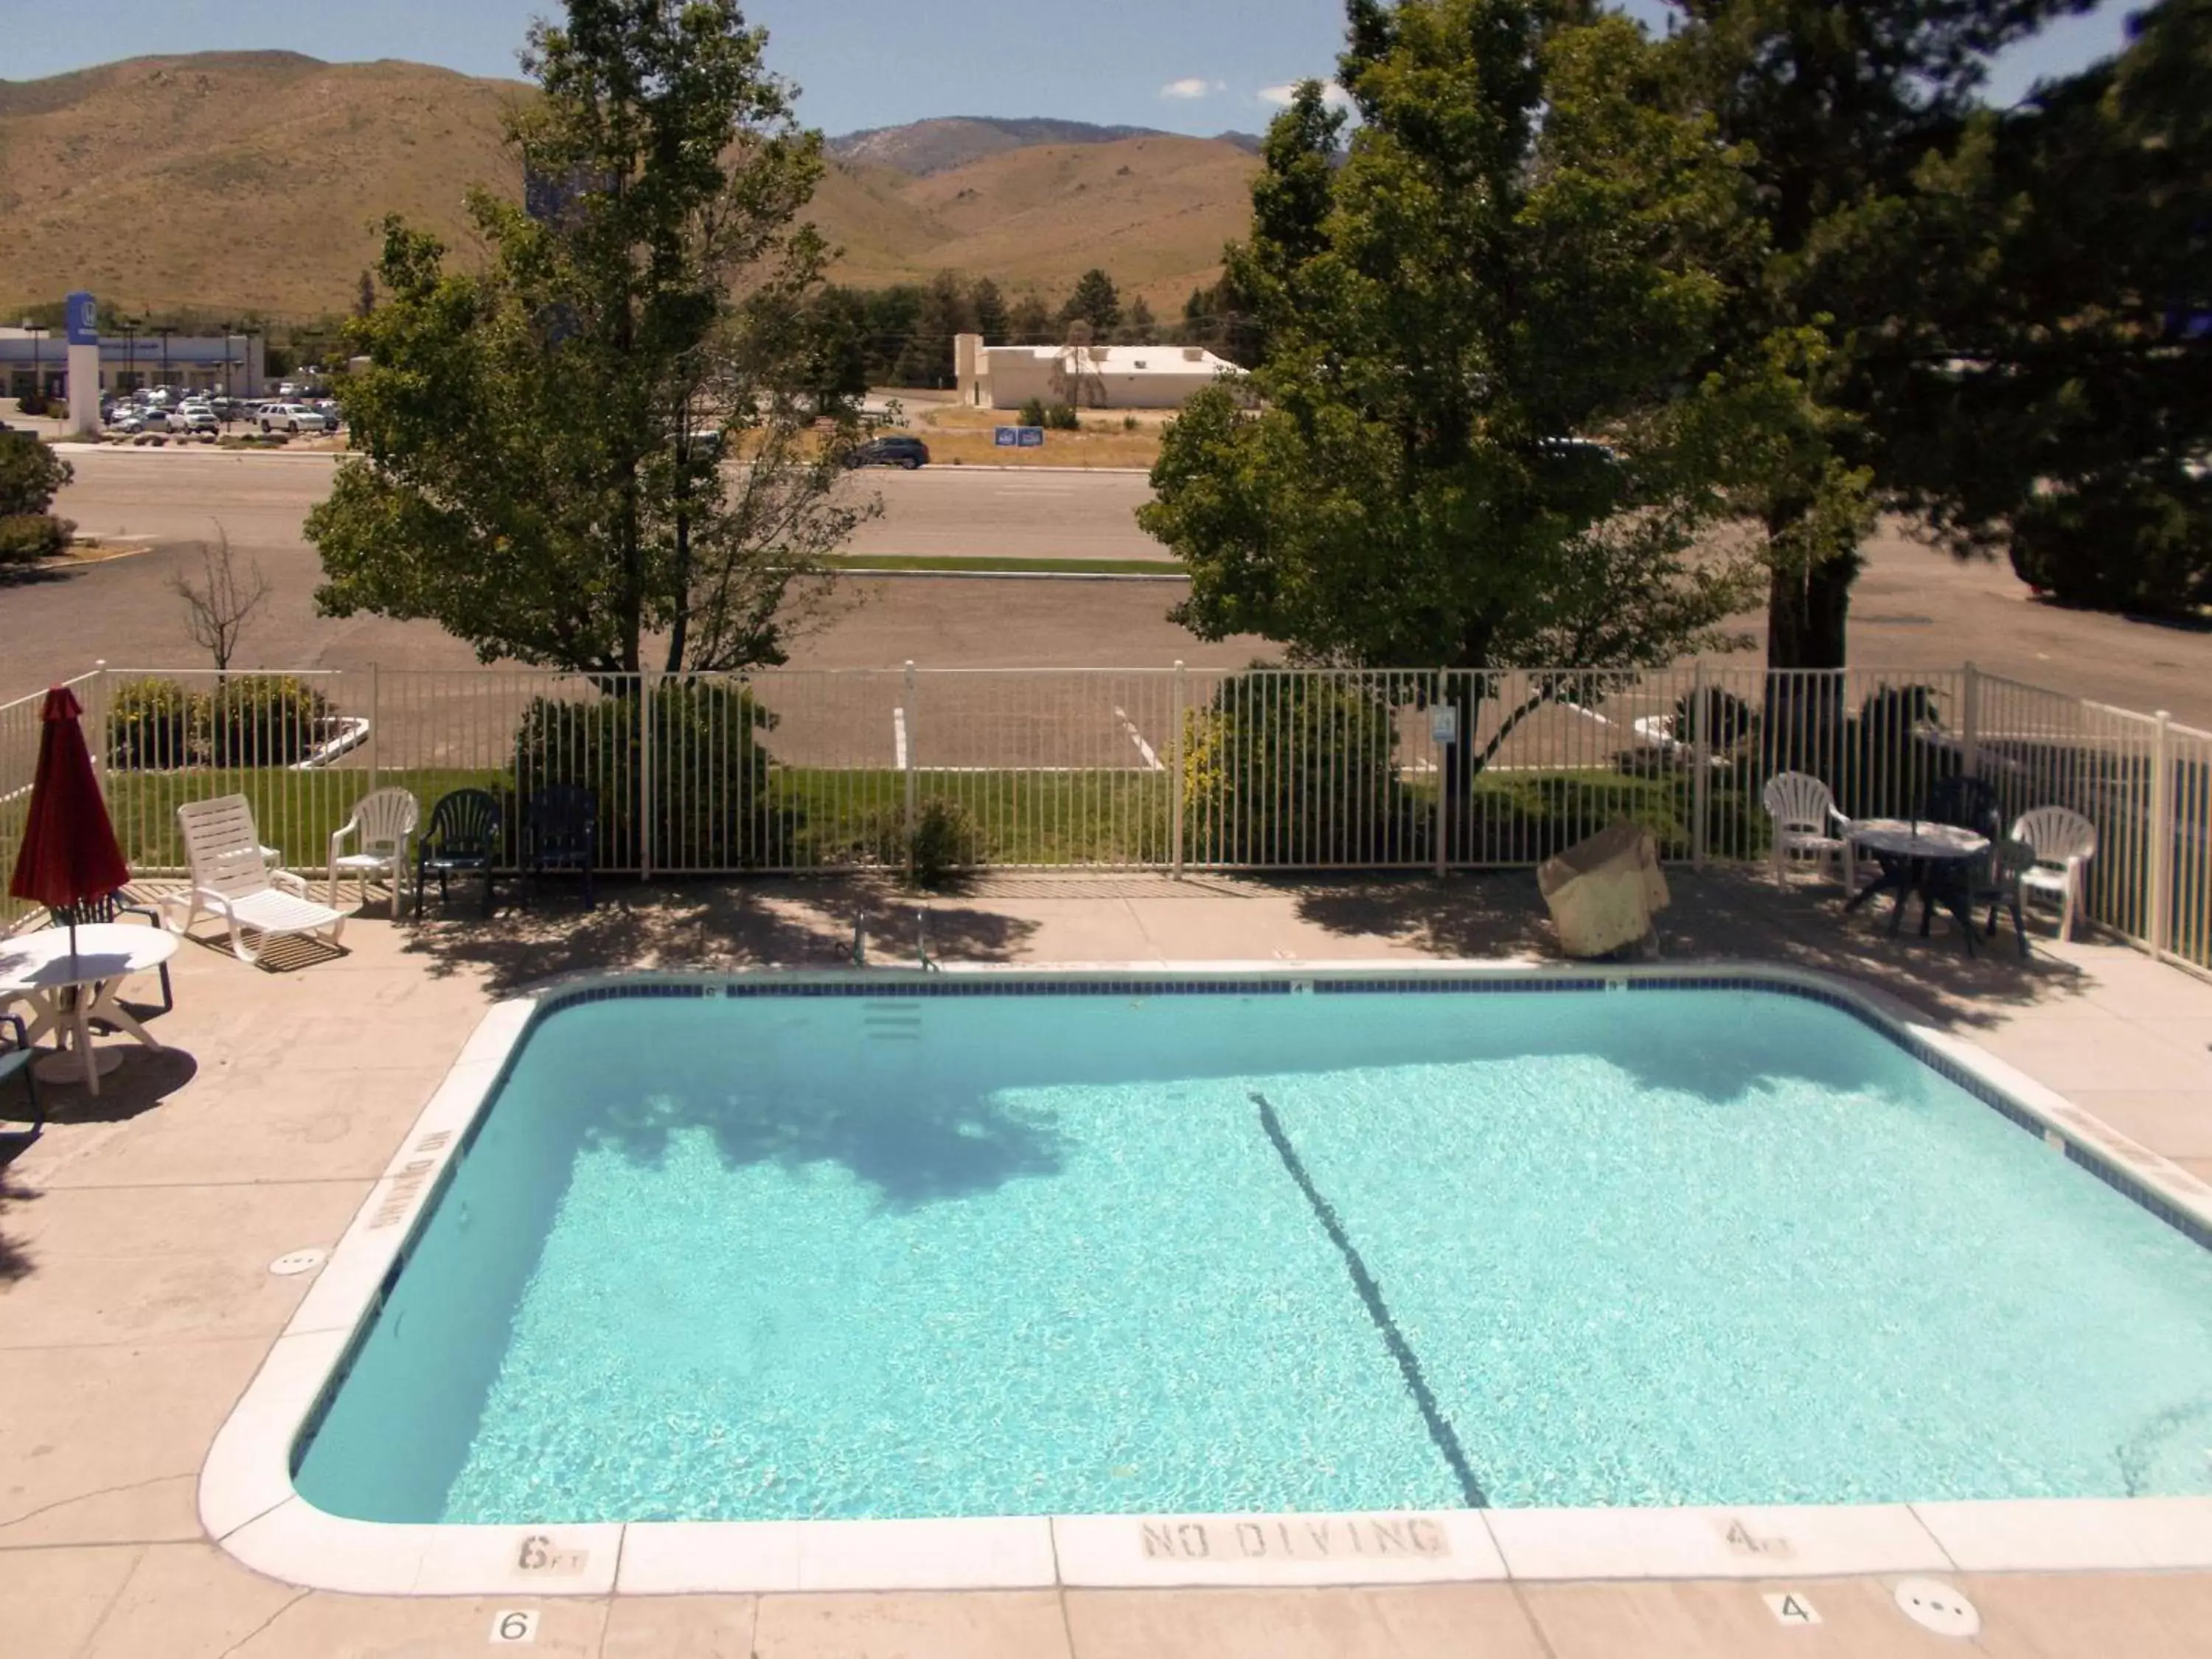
[1660,0,2101,669]
[1060,268,1121,335]
[354,269,377,319]
[170,521,272,672]
[1139,1,1767,837]
[1119,295,1157,343]
[0,431,70,517]
[1879,0,2212,616]
[862,284,924,383]
[1008,291,1054,344]
[968,276,1009,343]
[798,285,872,411]
[307,1,876,678]
[894,270,973,388]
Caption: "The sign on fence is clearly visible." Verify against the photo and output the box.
[994,426,1046,448]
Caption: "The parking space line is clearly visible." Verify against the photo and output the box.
[1113,706,1164,772]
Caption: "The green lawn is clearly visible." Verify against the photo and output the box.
[77,761,1761,877]
[824,554,1185,577]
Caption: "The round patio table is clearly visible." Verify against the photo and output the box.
[1844,820,1992,939]
[0,923,179,1096]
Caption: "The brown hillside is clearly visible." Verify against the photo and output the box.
[0,53,1256,321]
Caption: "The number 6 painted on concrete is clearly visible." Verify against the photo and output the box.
[491,1608,539,1644]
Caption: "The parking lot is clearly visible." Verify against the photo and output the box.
[7,442,2212,727]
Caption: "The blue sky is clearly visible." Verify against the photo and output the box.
[1,0,2140,135]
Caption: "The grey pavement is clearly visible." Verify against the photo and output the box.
[9,450,2212,728]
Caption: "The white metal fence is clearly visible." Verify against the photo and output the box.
[1,661,2207,978]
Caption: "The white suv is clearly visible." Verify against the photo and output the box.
[260,403,330,434]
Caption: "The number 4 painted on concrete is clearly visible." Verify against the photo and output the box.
[1762,1592,1823,1626]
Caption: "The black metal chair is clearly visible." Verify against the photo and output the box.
[524,785,597,908]
[0,1012,40,1136]
[416,789,503,918]
[48,890,173,1013]
[1924,774,2003,837]
[1918,776,2018,958]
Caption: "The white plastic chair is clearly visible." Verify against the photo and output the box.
[328,788,420,919]
[2011,807,2098,941]
[171,795,347,965]
[1761,771,1855,888]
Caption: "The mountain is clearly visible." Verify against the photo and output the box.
[828,116,1169,177]
[0,55,1259,319]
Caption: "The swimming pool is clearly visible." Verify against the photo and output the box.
[205,966,2212,1593]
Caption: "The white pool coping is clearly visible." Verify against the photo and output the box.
[199,959,2212,1595]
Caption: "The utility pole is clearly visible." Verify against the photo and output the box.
[120,316,139,392]
[154,324,177,390]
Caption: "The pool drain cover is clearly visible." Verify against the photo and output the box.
[1893,1578,1980,1637]
[269,1248,327,1277]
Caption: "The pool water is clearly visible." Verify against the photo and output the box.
[295,984,2212,1524]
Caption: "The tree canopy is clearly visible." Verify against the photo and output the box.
[1657,0,2103,664]
[1879,0,2212,615]
[308,0,873,678]
[1141,0,1770,697]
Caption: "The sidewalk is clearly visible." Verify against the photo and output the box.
[4,869,2210,1657]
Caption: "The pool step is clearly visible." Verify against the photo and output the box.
[863,1002,925,1041]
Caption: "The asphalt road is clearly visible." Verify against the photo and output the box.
[9,447,2212,727]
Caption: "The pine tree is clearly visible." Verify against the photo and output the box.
[1008,292,1054,344]
[968,276,1009,343]
[1121,295,1157,344]
[1059,268,1121,335]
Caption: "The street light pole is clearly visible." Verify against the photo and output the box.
[154,324,176,391]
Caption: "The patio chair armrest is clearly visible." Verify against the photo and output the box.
[191,885,244,922]
[1,1012,27,1051]
[270,869,310,900]
[116,901,163,929]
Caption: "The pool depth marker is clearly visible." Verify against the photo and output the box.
[1250,1091,1489,1509]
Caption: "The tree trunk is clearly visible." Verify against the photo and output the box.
[1763,549,1862,777]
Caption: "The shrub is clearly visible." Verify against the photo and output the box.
[1669,686,1757,757]
[1122,414,1138,431]
[1046,402,1081,431]
[0,513,72,564]
[1182,672,1409,866]
[2009,474,2212,618]
[0,430,71,516]
[513,679,775,870]
[207,676,335,766]
[864,796,981,886]
[1018,397,1048,428]
[108,676,199,770]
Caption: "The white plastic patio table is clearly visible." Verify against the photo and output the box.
[0,923,178,1095]
[1845,820,1992,936]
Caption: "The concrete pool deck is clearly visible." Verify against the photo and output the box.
[6,868,2212,1656]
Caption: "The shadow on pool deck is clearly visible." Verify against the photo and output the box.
[1271,865,2098,1032]
[399,877,1042,995]
[372,863,2105,1036]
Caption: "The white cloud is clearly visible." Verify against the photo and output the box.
[1159,77,1217,100]
[1259,79,1352,111]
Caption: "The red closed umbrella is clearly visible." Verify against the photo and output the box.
[8,686,131,958]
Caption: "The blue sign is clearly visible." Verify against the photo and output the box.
[65,291,98,346]
[994,425,1046,448]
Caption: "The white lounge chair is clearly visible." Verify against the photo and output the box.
[328,787,420,919]
[2011,806,2098,942]
[171,795,347,964]
[1761,771,1855,888]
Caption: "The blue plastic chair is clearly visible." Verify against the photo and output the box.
[524,785,597,908]
[1,1012,41,1136]
[416,789,503,918]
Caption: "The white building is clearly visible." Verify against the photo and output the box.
[954,334,1244,411]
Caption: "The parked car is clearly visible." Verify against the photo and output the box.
[844,435,931,470]
[179,407,219,434]
[138,406,175,432]
[106,409,145,435]
[260,403,330,434]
